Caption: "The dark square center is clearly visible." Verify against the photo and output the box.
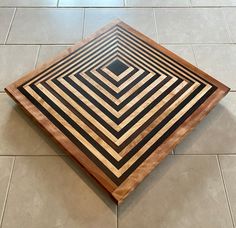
[107,59,129,76]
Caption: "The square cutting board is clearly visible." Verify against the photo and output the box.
[5,20,230,204]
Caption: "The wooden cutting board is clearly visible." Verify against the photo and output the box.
[5,20,230,204]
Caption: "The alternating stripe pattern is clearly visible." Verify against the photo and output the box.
[18,25,217,186]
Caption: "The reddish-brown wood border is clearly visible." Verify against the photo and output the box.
[5,19,230,204]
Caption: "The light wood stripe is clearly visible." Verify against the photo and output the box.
[57,73,167,129]
[45,79,122,160]
[39,74,200,156]
[69,71,164,118]
[46,74,191,155]
[25,27,119,86]
[117,28,208,84]
[38,81,211,176]
[25,80,210,177]
[102,65,134,82]
[119,84,212,173]
[35,41,118,85]
[26,84,122,175]
[119,81,201,156]
[80,68,149,106]
[116,49,182,84]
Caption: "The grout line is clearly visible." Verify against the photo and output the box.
[174,154,219,156]
[222,8,233,43]
[38,44,72,46]
[160,42,236,45]
[191,45,199,67]
[172,154,236,156]
[82,8,86,39]
[0,157,15,228]
[0,6,236,8]
[4,8,16,45]
[189,0,193,7]
[117,204,119,228]
[0,154,68,157]
[1,43,75,45]
[172,149,175,155]
[2,42,236,46]
[217,155,236,228]
[153,9,159,43]
[34,45,41,68]
[0,154,236,157]
[123,0,126,7]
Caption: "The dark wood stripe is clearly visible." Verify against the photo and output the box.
[21,27,119,86]
[117,26,214,86]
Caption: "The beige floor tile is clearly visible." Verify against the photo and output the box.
[37,45,70,66]
[223,8,236,43]
[0,9,15,44]
[126,0,190,6]
[191,0,236,6]
[118,155,233,228]
[84,8,157,40]
[0,94,63,155]
[0,157,14,224]
[59,0,123,7]
[0,0,57,7]
[219,155,236,225]
[155,8,230,44]
[193,44,236,90]
[7,8,83,44]
[163,44,196,65]
[175,93,236,155]
[0,45,38,91]
[1,156,116,228]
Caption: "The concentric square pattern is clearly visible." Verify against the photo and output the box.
[5,20,229,203]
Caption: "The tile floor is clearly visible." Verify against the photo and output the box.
[0,1,235,227]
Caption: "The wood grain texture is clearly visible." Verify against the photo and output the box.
[5,19,230,204]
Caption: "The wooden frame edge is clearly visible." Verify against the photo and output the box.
[118,21,230,93]
[4,19,231,204]
[5,85,118,195]
[111,88,228,204]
